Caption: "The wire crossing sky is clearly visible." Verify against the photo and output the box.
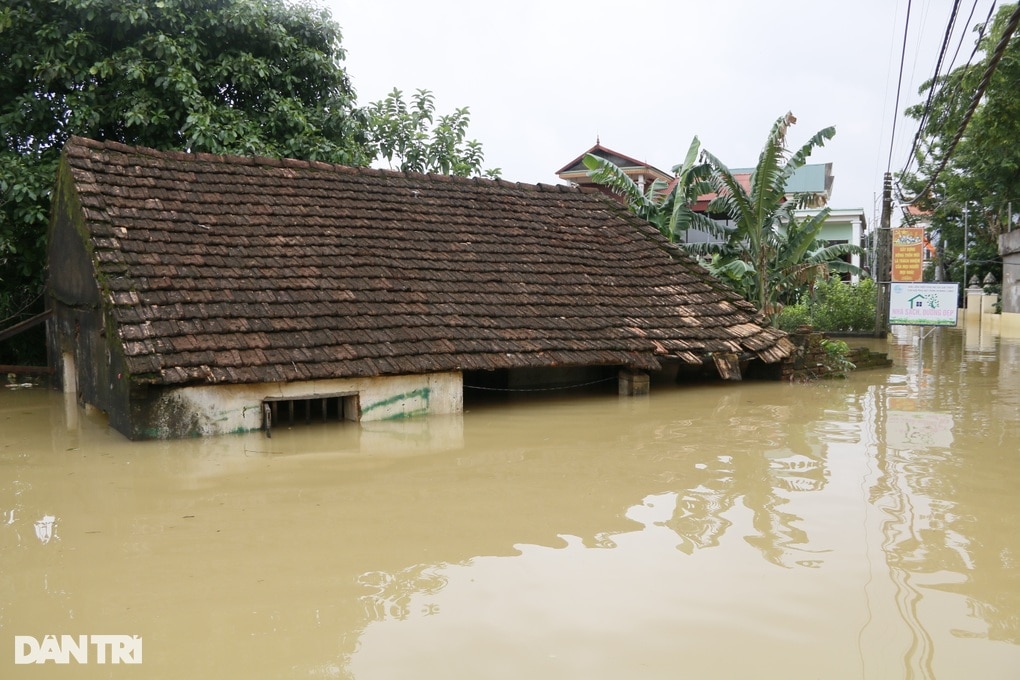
[327,0,998,226]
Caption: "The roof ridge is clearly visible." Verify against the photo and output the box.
[62,136,585,195]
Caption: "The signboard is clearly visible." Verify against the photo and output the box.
[889,282,959,326]
[891,227,924,282]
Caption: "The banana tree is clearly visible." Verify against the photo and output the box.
[703,207,864,316]
[582,136,718,243]
[684,113,863,321]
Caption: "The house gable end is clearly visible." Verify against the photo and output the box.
[48,158,102,308]
[555,144,671,183]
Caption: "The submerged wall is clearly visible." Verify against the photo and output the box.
[781,328,891,381]
[1000,229,1020,315]
[1002,312,1020,337]
[130,372,463,439]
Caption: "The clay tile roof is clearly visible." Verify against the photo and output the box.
[58,137,792,387]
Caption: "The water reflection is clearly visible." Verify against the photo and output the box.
[1,329,1018,678]
[867,326,1020,678]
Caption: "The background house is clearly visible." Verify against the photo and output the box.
[48,138,793,439]
[793,208,868,282]
[555,141,672,199]
[558,146,868,281]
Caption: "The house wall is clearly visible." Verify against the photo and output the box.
[48,301,134,426]
[1002,313,1020,337]
[1000,229,1020,315]
[999,227,1020,337]
[47,164,136,427]
[129,372,464,439]
[814,211,865,283]
[817,222,851,242]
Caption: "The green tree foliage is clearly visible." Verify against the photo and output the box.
[0,0,371,362]
[1,0,366,160]
[1,1,501,366]
[900,3,1020,286]
[686,113,863,321]
[582,136,719,243]
[0,153,51,294]
[819,338,855,378]
[366,88,499,178]
[776,277,877,333]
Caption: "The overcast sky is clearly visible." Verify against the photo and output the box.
[326,0,987,227]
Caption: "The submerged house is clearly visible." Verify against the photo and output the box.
[47,137,793,439]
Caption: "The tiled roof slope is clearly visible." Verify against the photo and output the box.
[61,137,792,387]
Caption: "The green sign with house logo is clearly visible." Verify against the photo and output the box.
[889,283,959,326]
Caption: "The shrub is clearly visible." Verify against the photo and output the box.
[776,303,812,332]
[820,338,855,377]
[814,278,877,332]
[776,277,877,333]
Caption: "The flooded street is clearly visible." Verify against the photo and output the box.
[2,326,1019,679]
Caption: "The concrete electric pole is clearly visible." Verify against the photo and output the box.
[874,172,892,337]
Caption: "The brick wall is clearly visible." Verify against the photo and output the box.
[780,327,892,381]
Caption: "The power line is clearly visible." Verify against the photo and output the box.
[906,2,1020,204]
[900,1,998,179]
[901,0,964,178]
[887,0,914,173]
[946,0,992,72]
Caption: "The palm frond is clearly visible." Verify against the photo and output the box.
[711,258,756,279]
[747,114,796,231]
[671,136,708,179]
[672,207,724,240]
[582,154,652,212]
[784,125,836,177]
[823,260,864,276]
[701,149,754,226]
[806,242,866,271]
[681,240,729,257]
[782,209,830,263]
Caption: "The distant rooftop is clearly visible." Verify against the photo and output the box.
[728,163,833,199]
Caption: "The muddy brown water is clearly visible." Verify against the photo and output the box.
[1,326,1018,679]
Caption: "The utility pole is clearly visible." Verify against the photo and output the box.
[874,173,892,337]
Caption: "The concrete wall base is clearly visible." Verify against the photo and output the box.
[140,371,463,439]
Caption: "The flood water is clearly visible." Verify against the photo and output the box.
[2,325,1019,679]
